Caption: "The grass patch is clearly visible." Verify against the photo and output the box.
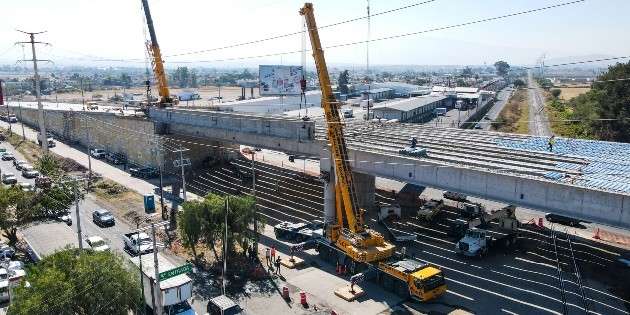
[491,89,528,133]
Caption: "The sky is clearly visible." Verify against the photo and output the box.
[0,0,629,69]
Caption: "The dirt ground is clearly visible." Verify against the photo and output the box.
[19,86,249,107]
[554,85,591,100]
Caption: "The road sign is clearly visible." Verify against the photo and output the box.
[158,263,193,281]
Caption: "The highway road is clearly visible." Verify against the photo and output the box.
[2,105,629,315]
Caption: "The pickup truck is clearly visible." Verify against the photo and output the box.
[123,232,154,255]
[90,148,107,159]
[130,167,158,178]
[37,133,56,148]
[105,152,124,164]
[417,198,444,221]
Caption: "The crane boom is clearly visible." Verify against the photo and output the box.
[301,3,394,263]
[140,0,176,107]
[300,3,364,233]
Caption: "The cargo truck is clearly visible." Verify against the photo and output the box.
[274,220,323,243]
[130,252,196,315]
[454,205,520,259]
[343,108,353,118]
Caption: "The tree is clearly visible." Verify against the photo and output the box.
[461,66,473,77]
[178,193,265,262]
[494,61,510,76]
[588,62,630,142]
[512,79,526,88]
[455,78,470,87]
[337,70,349,94]
[551,89,562,98]
[172,67,190,88]
[0,186,40,246]
[412,78,429,86]
[11,247,140,315]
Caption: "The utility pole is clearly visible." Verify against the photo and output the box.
[85,121,92,180]
[151,141,166,220]
[173,144,190,202]
[137,221,147,315]
[16,30,49,153]
[151,223,162,315]
[74,178,83,251]
[18,99,25,140]
[251,152,258,253]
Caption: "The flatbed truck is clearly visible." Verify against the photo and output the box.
[377,204,418,242]
[273,220,323,242]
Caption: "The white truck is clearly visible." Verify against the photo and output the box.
[177,92,200,101]
[343,108,353,118]
[123,232,154,255]
[454,205,520,259]
[461,202,486,219]
[360,99,374,109]
[417,199,444,221]
[130,252,196,315]
[377,204,417,242]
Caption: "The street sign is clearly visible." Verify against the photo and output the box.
[158,263,193,281]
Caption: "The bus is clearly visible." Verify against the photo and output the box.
[435,108,447,116]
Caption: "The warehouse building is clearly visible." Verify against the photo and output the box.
[371,95,446,123]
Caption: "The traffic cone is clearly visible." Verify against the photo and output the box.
[538,217,543,228]
[336,263,341,274]
[593,228,600,239]
[343,265,348,276]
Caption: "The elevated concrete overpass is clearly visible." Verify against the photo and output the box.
[148,108,630,228]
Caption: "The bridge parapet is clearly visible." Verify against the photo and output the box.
[149,108,316,141]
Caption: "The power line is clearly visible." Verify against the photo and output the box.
[32,0,584,65]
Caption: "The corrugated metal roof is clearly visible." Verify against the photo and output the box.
[362,88,394,93]
[373,95,446,112]
[131,252,193,289]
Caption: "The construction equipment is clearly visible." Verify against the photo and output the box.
[453,205,521,259]
[300,3,445,301]
[448,204,517,238]
[377,204,417,242]
[140,0,178,108]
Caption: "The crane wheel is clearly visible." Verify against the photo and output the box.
[395,282,411,299]
[284,233,294,241]
[379,274,395,292]
[329,251,339,264]
[274,230,284,238]
[295,234,303,243]
[318,247,330,260]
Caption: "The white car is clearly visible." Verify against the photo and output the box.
[85,236,110,252]
[19,182,35,192]
[90,149,107,159]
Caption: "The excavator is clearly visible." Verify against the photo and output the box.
[299,3,446,301]
[140,0,178,108]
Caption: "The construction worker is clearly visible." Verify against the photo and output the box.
[264,247,271,266]
[410,137,418,149]
[548,135,555,152]
[274,256,282,275]
[271,245,276,263]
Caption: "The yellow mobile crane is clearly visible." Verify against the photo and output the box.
[300,3,446,301]
[140,0,178,108]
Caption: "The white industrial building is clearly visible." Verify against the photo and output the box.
[371,95,446,123]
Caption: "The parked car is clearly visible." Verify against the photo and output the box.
[484,115,491,120]
[129,167,158,178]
[0,147,6,153]
[85,236,110,252]
[545,213,582,227]
[208,295,242,315]
[92,209,115,226]
[105,152,124,164]
[90,149,107,159]
[474,123,483,129]
[443,191,467,202]
[13,160,28,170]
[21,165,39,178]
[0,245,15,259]
[37,133,56,148]
[2,173,17,185]
[19,182,35,192]
[1,152,14,161]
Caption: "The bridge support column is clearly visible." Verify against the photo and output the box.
[321,148,336,224]
[353,172,375,209]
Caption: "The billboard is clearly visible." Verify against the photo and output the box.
[259,65,303,96]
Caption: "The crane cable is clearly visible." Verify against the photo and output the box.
[300,16,308,119]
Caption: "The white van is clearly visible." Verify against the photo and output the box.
[443,191,467,201]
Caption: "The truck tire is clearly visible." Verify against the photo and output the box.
[395,281,411,299]
[284,232,294,241]
[295,234,303,243]
[475,250,483,259]
[509,235,517,245]
[379,274,395,292]
[274,229,284,238]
